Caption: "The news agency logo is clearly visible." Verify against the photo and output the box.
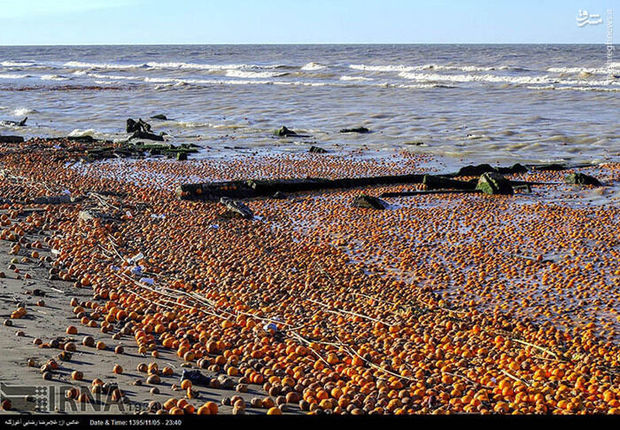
[0,382,49,412]
[577,10,603,27]
[0,382,147,413]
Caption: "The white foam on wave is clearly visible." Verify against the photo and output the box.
[548,64,620,75]
[145,76,326,87]
[526,85,620,92]
[398,71,618,86]
[350,63,501,73]
[525,85,556,90]
[68,129,97,137]
[12,108,35,116]
[93,80,121,85]
[225,69,288,79]
[65,61,290,74]
[1,61,35,67]
[301,62,327,71]
[350,64,419,72]
[145,62,286,71]
[390,83,452,89]
[146,62,237,70]
[88,72,143,81]
[147,76,449,90]
[339,75,373,81]
[64,61,146,69]
[144,77,176,84]
[0,73,30,79]
[40,74,69,81]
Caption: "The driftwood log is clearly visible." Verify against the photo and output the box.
[177,163,601,202]
[178,174,425,201]
[0,136,25,143]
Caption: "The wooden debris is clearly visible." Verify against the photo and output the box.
[308,146,327,154]
[0,136,24,144]
[340,127,370,134]
[219,197,254,219]
[352,195,388,210]
[178,174,425,201]
[381,189,481,198]
[423,175,477,190]
[32,194,73,205]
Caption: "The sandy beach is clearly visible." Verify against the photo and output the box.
[0,203,278,416]
[0,136,617,416]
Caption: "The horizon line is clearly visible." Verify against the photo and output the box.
[1,42,614,47]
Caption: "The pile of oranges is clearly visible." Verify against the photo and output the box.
[0,138,617,415]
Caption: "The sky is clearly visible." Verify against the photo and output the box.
[0,0,616,45]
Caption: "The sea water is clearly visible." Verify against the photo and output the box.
[0,44,618,167]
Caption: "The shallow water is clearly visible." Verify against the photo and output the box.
[1,44,619,168]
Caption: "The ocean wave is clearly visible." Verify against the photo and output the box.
[87,72,143,81]
[350,64,422,72]
[12,107,36,116]
[339,75,373,81]
[548,64,620,75]
[1,61,36,67]
[398,71,618,86]
[466,134,488,140]
[525,85,556,90]
[145,62,287,71]
[144,77,176,84]
[526,85,620,92]
[176,121,211,128]
[0,73,31,79]
[350,63,504,73]
[301,62,327,71]
[68,128,97,137]
[64,61,146,69]
[225,69,289,79]
[63,60,294,74]
[143,76,327,87]
[392,83,453,89]
[40,74,70,81]
[93,80,121,85]
[176,121,246,130]
[146,76,450,90]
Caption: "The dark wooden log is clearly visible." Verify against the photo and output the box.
[0,136,24,143]
[177,162,598,202]
[381,190,481,198]
[340,127,370,134]
[423,175,477,190]
[308,146,327,153]
[274,126,309,137]
[130,131,164,141]
[178,173,426,201]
